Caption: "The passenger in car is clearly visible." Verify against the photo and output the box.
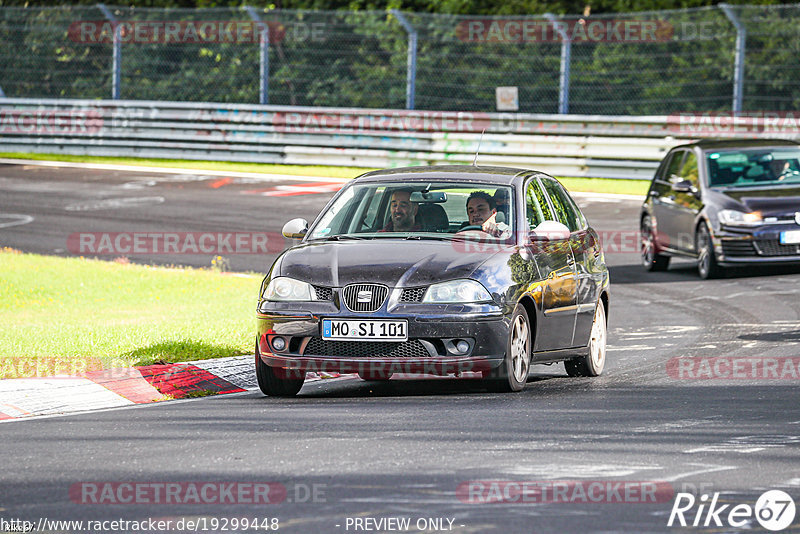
[461,191,511,238]
[380,189,421,232]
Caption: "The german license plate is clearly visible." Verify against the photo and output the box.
[322,319,408,341]
[780,230,800,244]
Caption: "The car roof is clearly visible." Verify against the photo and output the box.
[672,138,800,151]
[353,165,535,185]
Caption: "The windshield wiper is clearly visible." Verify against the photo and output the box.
[320,234,368,241]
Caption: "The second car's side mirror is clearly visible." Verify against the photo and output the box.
[531,220,571,241]
[282,218,308,239]
[671,179,694,193]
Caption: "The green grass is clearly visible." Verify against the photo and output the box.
[0,249,260,379]
[0,152,649,196]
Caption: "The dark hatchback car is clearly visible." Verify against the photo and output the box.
[256,165,609,396]
[641,139,800,278]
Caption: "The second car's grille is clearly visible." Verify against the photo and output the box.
[313,285,333,301]
[341,284,388,312]
[399,287,426,302]
[721,240,756,257]
[303,338,432,358]
[754,240,800,257]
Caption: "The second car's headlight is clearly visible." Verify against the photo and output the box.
[263,277,316,301]
[422,279,492,303]
[718,209,762,226]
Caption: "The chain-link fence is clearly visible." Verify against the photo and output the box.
[1,4,799,114]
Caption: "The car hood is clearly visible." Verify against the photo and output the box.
[715,185,800,216]
[277,239,505,287]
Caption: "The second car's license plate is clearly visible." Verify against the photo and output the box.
[322,319,408,341]
[780,230,800,244]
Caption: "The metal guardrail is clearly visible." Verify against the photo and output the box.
[2,99,798,180]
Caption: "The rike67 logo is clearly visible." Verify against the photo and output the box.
[668,490,796,531]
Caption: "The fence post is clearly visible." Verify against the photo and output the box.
[719,3,745,115]
[97,4,121,100]
[245,6,269,105]
[391,10,417,110]
[545,13,571,115]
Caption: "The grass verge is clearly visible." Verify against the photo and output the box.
[0,152,649,196]
[0,248,259,379]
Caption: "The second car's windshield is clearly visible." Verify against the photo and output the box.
[308,181,514,241]
[707,148,800,188]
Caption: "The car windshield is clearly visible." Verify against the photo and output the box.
[307,181,514,241]
[707,148,800,188]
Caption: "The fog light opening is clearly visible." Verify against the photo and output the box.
[271,336,287,352]
[455,340,470,354]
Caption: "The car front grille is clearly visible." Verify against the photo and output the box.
[303,338,433,358]
[721,240,756,257]
[754,239,800,257]
[313,285,333,301]
[399,287,426,302]
[341,283,388,312]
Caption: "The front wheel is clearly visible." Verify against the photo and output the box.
[696,223,723,280]
[255,341,306,397]
[565,302,607,377]
[482,304,531,392]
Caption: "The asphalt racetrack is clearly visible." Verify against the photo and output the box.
[2,162,800,533]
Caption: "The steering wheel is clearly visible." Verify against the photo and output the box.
[778,169,800,181]
[459,225,485,232]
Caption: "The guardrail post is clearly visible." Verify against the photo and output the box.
[545,13,571,115]
[720,3,745,115]
[245,6,269,105]
[0,85,5,98]
[97,4,121,100]
[391,10,417,110]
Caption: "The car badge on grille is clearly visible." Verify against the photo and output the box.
[357,290,373,303]
[795,212,800,225]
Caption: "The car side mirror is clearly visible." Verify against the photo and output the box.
[671,179,694,193]
[282,218,308,239]
[531,220,571,241]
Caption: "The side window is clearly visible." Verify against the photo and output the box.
[541,178,583,232]
[525,179,554,229]
[679,151,699,187]
[662,150,686,183]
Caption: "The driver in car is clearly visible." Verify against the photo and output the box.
[461,191,511,238]
[380,189,422,232]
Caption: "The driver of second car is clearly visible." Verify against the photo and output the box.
[460,190,511,238]
[381,188,422,232]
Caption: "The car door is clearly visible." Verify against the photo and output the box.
[651,149,686,251]
[522,176,577,352]
[670,150,704,253]
[540,177,597,347]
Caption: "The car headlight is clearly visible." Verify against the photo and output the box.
[422,279,492,303]
[263,277,316,301]
[717,210,763,226]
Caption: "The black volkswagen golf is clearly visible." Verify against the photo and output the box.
[256,165,609,396]
[641,139,800,279]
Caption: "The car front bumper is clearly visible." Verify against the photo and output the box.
[715,224,800,266]
[256,302,510,375]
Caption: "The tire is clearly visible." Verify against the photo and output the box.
[696,222,723,280]
[565,302,607,377]
[641,215,670,271]
[255,341,305,397]
[358,371,394,381]
[482,304,531,392]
